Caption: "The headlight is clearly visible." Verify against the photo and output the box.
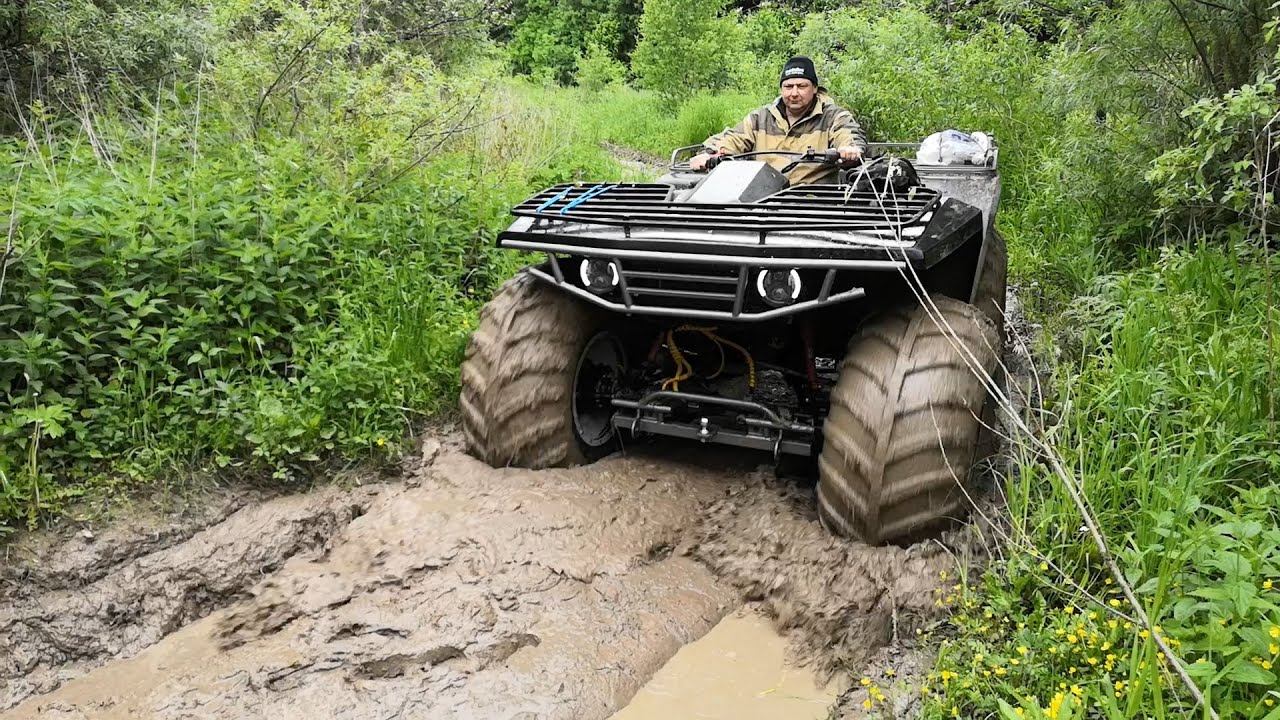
[579,258,619,294]
[756,268,801,306]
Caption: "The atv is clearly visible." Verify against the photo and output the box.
[459,141,1006,545]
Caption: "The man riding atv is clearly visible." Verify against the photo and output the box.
[688,56,866,185]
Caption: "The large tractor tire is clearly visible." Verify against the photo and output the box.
[460,273,618,468]
[817,297,1000,545]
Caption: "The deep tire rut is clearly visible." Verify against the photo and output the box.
[1,485,378,711]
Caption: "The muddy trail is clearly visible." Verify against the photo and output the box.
[0,423,1002,720]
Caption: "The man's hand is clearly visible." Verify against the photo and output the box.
[836,145,863,163]
[689,150,721,171]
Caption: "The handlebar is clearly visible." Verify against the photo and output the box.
[702,148,852,173]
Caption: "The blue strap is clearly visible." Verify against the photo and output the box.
[535,186,574,213]
[560,184,615,214]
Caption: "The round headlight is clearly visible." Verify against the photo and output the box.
[579,258,619,294]
[756,268,801,307]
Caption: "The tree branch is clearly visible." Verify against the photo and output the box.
[1165,0,1223,95]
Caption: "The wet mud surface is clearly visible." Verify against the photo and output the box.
[1,429,993,719]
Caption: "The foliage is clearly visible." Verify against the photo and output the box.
[922,243,1280,719]
[504,0,640,85]
[0,1,586,528]
[576,43,627,91]
[0,0,208,131]
[631,0,743,104]
[1147,66,1280,240]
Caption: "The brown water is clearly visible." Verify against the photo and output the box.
[610,609,840,720]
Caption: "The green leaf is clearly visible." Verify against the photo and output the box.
[1220,658,1276,685]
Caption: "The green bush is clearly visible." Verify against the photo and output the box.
[632,0,743,104]
[0,122,503,525]
[576,43,626,91]
[505,0,639,85]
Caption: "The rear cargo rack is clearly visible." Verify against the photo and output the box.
[513,183,940,242]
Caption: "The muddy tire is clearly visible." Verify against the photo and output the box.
[817,297,1000,545]
[971,229,1008,339]
[460,273,605,468]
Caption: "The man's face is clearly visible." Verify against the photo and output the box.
[781,79,817,115]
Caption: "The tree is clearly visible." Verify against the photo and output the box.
[631,0,742,104]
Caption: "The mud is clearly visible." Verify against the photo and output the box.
[2,424,1000,719]
[1,484,375,711]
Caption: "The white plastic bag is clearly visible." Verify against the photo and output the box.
[916,130,992,165]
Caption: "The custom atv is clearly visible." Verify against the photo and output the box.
[460,142,1006,545]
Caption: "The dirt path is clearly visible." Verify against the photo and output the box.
[1,430,976,720]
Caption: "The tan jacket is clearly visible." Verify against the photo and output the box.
[703,93,868,185]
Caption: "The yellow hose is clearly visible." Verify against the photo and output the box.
[660,326,756,391]
[661,329,694,391]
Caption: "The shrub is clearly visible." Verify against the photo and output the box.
[576,43,626,91]
[632,0,743,104]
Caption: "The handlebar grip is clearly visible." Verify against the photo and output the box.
[823,149,841,162]
[705,155,723,171]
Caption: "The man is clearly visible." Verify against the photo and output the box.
[689,56,867,186]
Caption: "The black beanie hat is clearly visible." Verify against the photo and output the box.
[780,56,818,86]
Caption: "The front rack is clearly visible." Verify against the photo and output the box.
[512,183,940,243]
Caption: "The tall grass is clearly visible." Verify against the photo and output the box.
[921,244,1280,719]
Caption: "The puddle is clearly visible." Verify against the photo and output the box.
[610,608,840,720]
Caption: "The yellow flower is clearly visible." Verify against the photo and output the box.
[1070,684,1083,697]
[1264,580,1274,590]
[1269,643,1279,655]
[1108,598,1121,608]
[1048,692,1065,719]
[1108,620,1118,630]
[1015,709,1025,718]
[995,667,1008,676]
[1087,657,1099,666]
[1067,634,1079,644]
[862,699,873,710]
[1266,698,1275,708]
[376,436,387,446]
[1139,629,1151,639]
[1270,625,1280,639]
[1115,680,1126,690]
[884,668,896,678]
[1065,606,1076,615]
[860,677,871,687]
[1039,562,1049,571]
[1264,660,1274,671]
[1018,646,1030,656]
